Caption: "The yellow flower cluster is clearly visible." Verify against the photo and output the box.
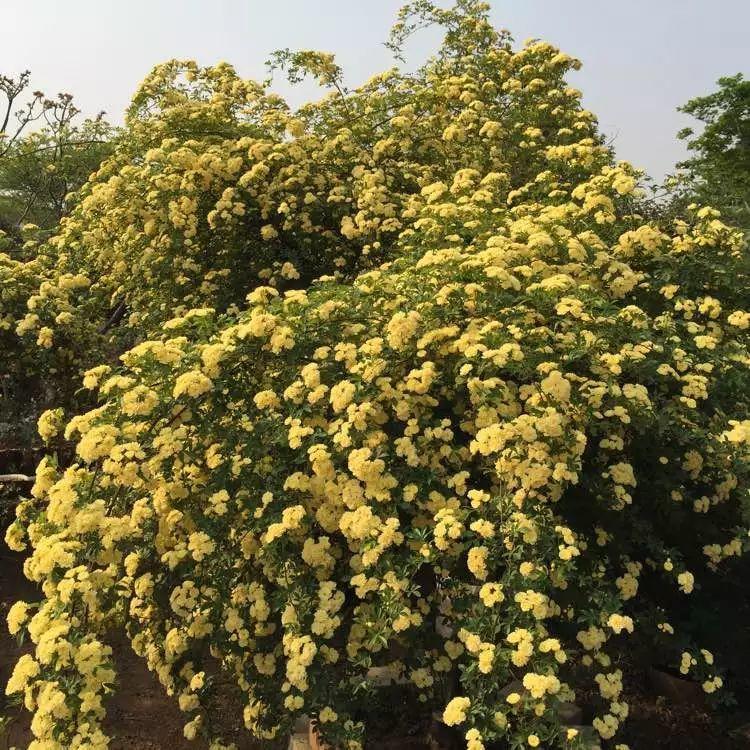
[4,2,749,749]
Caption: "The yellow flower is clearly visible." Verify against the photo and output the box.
[319,706,338,723]
[479,582,504,607]
[7,601,30,635]
[173,370,213,398]
[607,613,634,634]
[188,531,215,561]
[36,326,54,348]
[330,380,356,413]
[540,370,571,402]
[442,696,471,726]
[260,224,278,240]
[677,571,695,594]
[467,546,489,581]
[254,389,280,410]
[6,654,40,694]
[121,385,159,416]
[37,408,63,442]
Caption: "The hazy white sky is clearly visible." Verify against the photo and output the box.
[2,1,748,180]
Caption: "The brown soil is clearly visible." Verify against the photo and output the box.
[622,690,750,749]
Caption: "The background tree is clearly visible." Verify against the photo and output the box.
[672,73,750,232]
[0,72,114,247]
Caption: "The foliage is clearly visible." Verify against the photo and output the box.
[3,3,750,750]
[0,75,113,449]
[0,72,114,235]
[673,73,750,232]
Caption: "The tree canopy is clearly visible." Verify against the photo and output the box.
[674,73,750,232]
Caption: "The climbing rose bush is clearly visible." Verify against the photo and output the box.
[10,0,599,361]
[5,2,750,750]
[4,0,604,435]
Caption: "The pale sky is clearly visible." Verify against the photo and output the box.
[2,1,749,181]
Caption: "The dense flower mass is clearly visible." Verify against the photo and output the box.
[4,2,750,750]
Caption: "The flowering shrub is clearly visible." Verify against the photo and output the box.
[0,231,67,444]
[5,2,750,750]
[4,0,605,444]
[11,3,600,353]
